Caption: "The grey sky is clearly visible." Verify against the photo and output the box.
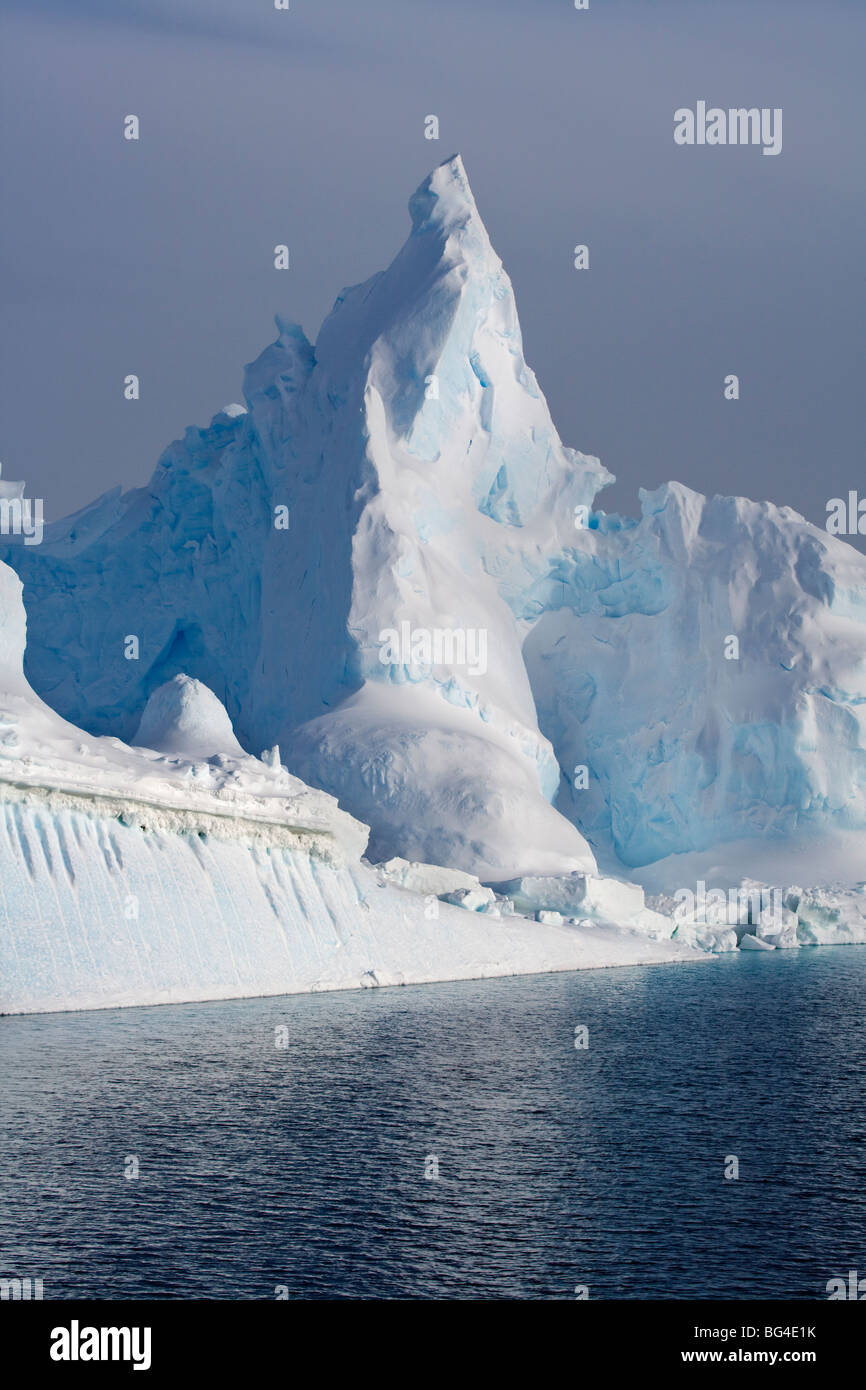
[2,0,864,544]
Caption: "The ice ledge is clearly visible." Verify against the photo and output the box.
[0,781,353,864]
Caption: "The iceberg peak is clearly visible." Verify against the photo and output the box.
[408,153,482,235]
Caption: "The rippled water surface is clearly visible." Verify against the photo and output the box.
[1,948,864,1299]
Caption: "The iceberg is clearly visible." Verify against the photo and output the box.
[2,154,865,1012]
[7,156,866,882]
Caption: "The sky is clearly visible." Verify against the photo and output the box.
[1,0,864,542]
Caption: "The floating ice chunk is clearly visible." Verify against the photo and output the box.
[795,886,866,945]
[760,927,800,949]
[672,922,739,953]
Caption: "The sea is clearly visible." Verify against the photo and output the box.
[1,947,864,1300]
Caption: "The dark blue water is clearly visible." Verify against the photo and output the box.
[1,948,864,1300]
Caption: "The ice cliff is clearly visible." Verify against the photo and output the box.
[526,482,866,867]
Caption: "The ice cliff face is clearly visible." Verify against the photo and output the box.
[525,482,866,865]
[5,155,866,877]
